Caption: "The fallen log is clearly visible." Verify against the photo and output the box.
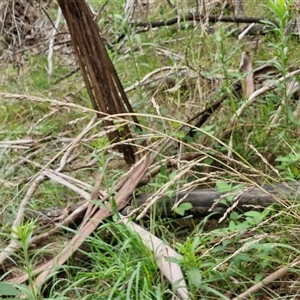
[27,182,300,220]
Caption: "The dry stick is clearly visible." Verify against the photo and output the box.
[113,12,268,52]
[130,13,266,28]
[43,168,93,191]
[228,51,255,157]
[58,0,140,165]
[238,23,255,40]
[0,145,30,149]
[0,139,36,149]
[27,177,300,224]
[239,51,254,98]
[233,268,289,299]
[43,171,91,199]
[232,259,300,300]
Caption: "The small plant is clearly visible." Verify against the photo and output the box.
[1,221,41,300]
[174,202,193,216]
[263,0,298,126]
[275,150,300,180]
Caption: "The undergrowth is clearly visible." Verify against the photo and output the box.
[1,0,300,299]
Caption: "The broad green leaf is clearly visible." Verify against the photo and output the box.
[0,282,22,296]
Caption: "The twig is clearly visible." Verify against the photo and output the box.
[59,115,98,169]
[232,259,300,300]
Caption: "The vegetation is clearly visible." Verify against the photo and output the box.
[1,0,300,299]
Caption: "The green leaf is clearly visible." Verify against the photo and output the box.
[187,268,202,288]
[255,273,264,283]
[174,202,193,216]
[0,282,22,296]
[216,181,232,192]
[204,157,214,165]
[165,256,180,263]
[244,211,263,219]
[179,202,193,211]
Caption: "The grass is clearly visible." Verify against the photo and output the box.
[1,0,300,299]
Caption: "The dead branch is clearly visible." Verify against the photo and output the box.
[27,182,300,221]
[130,13,269,29]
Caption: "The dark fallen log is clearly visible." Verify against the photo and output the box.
[130,13,267,29]
[131,183,300,217]
[27,182,300,220]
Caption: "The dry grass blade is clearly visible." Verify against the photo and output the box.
[59,115,97,169]
[236,68,300,125]
[135,157,200,220]
[0,92,95,112]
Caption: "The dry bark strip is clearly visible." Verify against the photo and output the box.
[57,0,141,165]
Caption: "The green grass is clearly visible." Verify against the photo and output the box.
[1,0,300,299]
